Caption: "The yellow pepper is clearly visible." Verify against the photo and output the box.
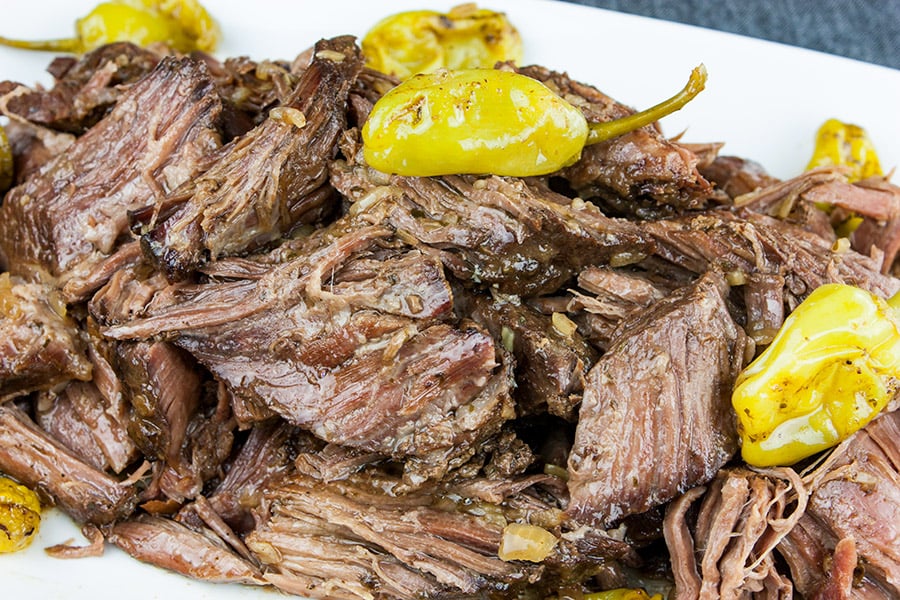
[362,3,522,80]
[0,0,220,54]
[0,476,41,553]
[584,589,663,600]
[806,118,883,182]
[732,284,900,467]
[0,126,13,194]
[362,65,706,177]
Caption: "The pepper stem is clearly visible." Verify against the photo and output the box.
[585,64,708,146]
[0,36,81,53]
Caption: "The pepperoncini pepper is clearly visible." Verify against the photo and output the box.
[806,118,883,182]
[362,4,522,80]
[0,0,219,54]
[732,283,900,467]
[0,125,13,194]
[0,475,41,553]
[362,64,706,177]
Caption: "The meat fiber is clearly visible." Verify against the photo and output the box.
[567,271,745,527]
[778,409,900,599]
[109,514,264,585]
[244,465,630,599]
[663,467,805,599]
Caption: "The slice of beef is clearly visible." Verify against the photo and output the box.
[35,379,138,474]
[383,174,654,296]
[35,383,111,472]
[141,36,363,280]
[514,64,716,213]
[1,42,161,135]
[115,341,202,465]
[642,208,900,308]
[567,271,745,527]
[663,467,805,600]
[460,290,598,420]
[98,224,514,484]
[0,56,222,301]
[0,404,136,525]
[778,409,900,599]
[0,274,91,401]
[108,514,264,585]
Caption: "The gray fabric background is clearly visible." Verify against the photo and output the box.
[561,0,900,71]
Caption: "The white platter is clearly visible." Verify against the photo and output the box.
[2,1,899,599]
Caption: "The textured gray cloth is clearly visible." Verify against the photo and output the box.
[562,0,899,70]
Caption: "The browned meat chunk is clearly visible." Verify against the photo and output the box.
[642,208,900,305]
[567,271,745,527]
[97,224,514,484]
[352,173,655,297]
[461,290,598,420]
[109,514,264,585]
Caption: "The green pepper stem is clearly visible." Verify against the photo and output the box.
[585,64,707,146]
[0,36,81,53]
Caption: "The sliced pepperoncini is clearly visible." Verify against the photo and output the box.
[362,4,522,80]
[0,476,41,553]
[362,64,706,177]
[732,284,900,467]
[0,0,220,54]
[806,118,883,182]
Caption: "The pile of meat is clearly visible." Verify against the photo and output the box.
[1,37,898,599]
